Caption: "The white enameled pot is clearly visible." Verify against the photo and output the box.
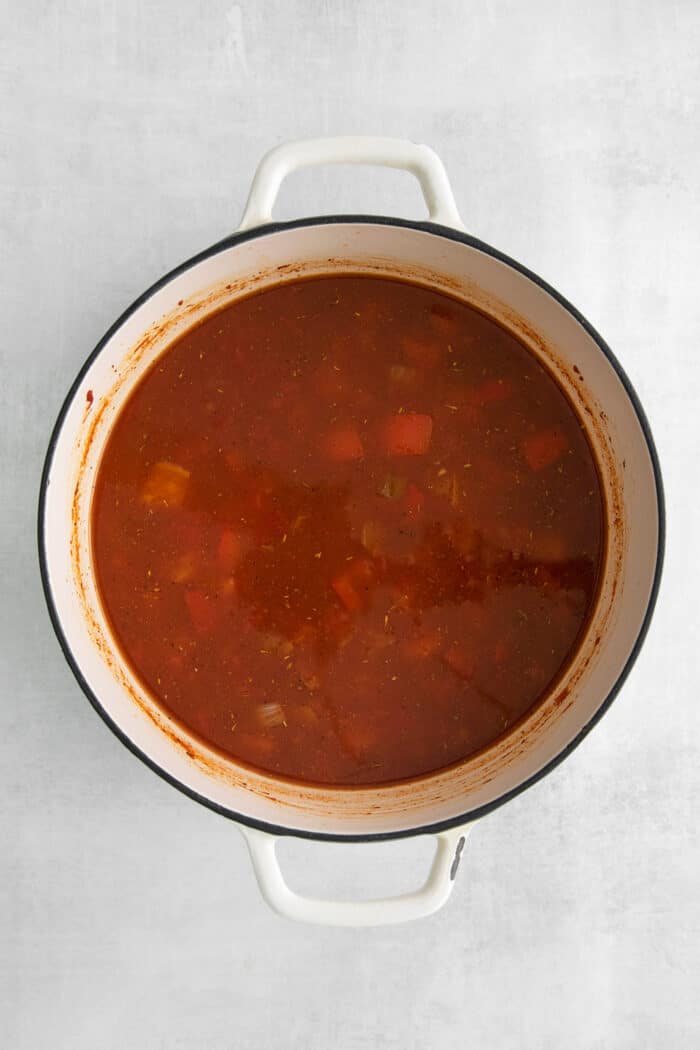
[39,138,664,925]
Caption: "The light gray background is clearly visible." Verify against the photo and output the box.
[2,1,698,1047]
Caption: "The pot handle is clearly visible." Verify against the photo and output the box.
[237,136,464,232]
[240,823,471,926]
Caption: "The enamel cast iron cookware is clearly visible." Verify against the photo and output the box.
[39,138,664,925]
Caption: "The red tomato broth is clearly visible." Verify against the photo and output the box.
[91,276,605,786]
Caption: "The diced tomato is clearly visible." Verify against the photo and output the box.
[460,378,513,412]
[402,337,442,368]
[380,413,433,456]
[217,529,244,569]
[402,482,425,519]
[474,378,513,405]
[331,574,362,612]
[442,645,476,681]
[184,589,218,634]
[331,558,374,612]
[323,425,364,462]
[521,427,568,471]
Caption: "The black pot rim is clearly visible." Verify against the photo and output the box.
[37,214,666,843]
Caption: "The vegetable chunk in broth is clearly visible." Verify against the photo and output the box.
[91,276,605,785]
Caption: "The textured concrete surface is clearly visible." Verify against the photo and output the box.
[2,1,698,1047]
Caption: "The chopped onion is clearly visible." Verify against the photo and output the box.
[257,702,286,728]
[378,474,408,500]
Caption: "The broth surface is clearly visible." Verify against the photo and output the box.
[92,276,604,785]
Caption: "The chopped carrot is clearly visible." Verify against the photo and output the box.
[380,413,433,456]
[331,558,374,612]
[402,482,425,519]
[184,589,218,634]
[323,425,364,461]
[521,426,568,471]
[142,461,190,507]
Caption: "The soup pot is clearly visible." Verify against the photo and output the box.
[39,137,664,925]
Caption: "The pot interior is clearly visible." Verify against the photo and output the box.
[42,220,661,837]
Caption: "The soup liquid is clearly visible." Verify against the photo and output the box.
[92,277,604,785]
